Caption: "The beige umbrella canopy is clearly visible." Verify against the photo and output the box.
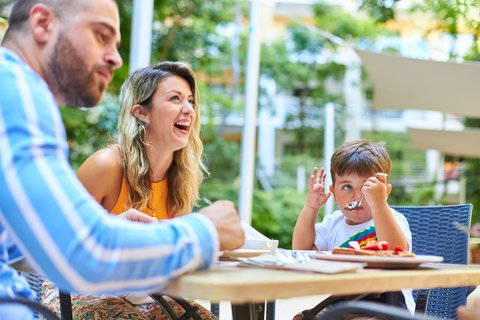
[408,128,480,158]
[355,48,480,158]
[355,49,480,119]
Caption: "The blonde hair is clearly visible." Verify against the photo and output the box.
[117,61,207,217]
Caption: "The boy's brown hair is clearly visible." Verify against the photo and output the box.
[330,140,391,184]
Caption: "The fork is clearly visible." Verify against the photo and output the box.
[290,250,311,263]
[276,249,311,263]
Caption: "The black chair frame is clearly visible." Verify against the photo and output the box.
[317,301,438,320]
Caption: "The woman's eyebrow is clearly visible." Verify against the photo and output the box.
[165,89,193,97]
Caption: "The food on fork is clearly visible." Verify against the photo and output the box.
[332,241,415,257]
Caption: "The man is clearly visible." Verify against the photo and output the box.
[0,0,244,318]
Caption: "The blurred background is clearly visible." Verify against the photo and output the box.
[2,0,480,249]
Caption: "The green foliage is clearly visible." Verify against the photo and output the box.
[359,0,401,23]
[198,180,308,249]
[314,3,387,43]
[464,118,480,223]
[108,1,134,93]
[202,131,240,183]
[0,1,13,19]
[61,95,119,170]
[274,154,321,188]
[109,0,242,93]
[151,0,239,70]
[465,158,480,223]
[267,188,313,249]
[260,23,346,153]
[0,16,6,41]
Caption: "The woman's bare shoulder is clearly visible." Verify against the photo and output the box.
[77,145,124,205]
[81,146,122,171]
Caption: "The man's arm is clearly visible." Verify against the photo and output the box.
[0,62,242,295]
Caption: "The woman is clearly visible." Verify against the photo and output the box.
[42,61,215,319]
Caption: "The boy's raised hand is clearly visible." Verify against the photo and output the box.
[305,167,331,210]
[362,172,391,207]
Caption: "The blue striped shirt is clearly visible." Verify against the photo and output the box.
[0,47,218,299]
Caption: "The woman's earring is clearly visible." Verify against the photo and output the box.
[137,120,149,127]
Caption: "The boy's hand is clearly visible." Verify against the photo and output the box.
[305,167,331,210]
[362,172,390,208]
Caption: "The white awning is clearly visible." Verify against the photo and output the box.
[355,49,480,119]
[408,128,480,158]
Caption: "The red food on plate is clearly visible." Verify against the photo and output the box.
[333,241,415,257]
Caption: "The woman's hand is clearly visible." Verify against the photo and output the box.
[119,209,158,223]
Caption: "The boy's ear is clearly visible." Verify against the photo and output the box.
[386,183,392,196]
[329,185,337,202]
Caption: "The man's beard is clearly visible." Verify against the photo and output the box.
[45,31,106,108]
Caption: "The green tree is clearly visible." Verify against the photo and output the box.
[260,3,386,157]
[0,16,6,40]
[359,0,401,23]
[314,3,384,43]
[260,25,345,156]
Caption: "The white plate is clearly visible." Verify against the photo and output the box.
[220,249,271,259]
[310,252,443,269]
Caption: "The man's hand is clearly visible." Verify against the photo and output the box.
[119,209,158,223]
[199,200,245,251]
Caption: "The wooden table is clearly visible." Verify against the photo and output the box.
[161,261,480,319]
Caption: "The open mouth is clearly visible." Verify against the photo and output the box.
[174,121,190,133]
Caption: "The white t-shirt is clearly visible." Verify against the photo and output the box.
[314,208,415,313]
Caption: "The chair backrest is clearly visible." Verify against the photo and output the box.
[392,204,473,319]
[20,272,44,320]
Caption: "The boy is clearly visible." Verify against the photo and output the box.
[293,140,414,313]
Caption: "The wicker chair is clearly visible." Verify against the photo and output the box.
[391,204,473,319]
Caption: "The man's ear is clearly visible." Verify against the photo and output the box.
[29,4,56,44]
[131,104,149,123]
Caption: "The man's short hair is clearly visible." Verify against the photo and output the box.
[2,0,115,42]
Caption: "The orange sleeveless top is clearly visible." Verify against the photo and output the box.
[110,177,169,220]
